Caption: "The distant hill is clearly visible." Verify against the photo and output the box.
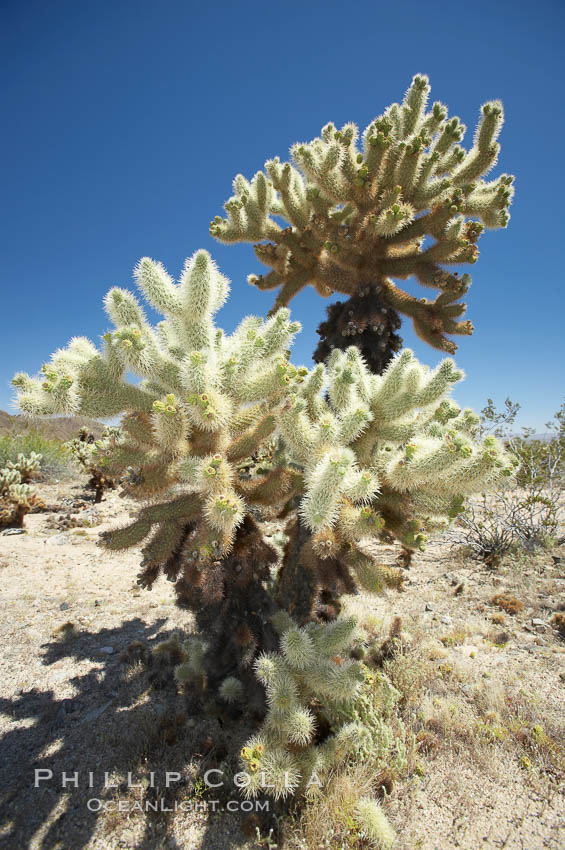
[0,410,105,441]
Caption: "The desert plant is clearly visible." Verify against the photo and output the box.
[450,400,564,561]
[0,432,71,480]
[232,612,403,845]
[211,74,513,371]
[450,479,562,560]
[273,344,517,625]
[447,493,518,565]
[66,426,122,502]
[12,250,307,701]
[491,594,524,616]
[506,405,564,545]
[12,251,516,697]
[5,451,42,483]
[511,402,564,493]
[11,74,521,837]
[0,454,44,528]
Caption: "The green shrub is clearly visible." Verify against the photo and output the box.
[0,432,71,480]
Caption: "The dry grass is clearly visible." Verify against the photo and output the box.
[285,763,379,850]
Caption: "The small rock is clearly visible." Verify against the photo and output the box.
[532,618,545,626]
[425,603,434,612]
[559,672,565,683]
[55,698,77,724]
[2,528,26,536]
[48,533,68,545]
[99,646,114,654]
[60,602,71,611]
[440,614,452,625]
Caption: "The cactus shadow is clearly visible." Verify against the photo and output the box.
[0,616,254,850]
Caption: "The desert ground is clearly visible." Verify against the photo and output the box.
[0,478,564,850]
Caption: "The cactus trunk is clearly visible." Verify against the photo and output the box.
[313,284,402,374]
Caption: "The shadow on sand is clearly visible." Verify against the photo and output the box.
[0,617,268,849]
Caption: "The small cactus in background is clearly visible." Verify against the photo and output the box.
[6,451,42,484]
[0,454,44,528]
[212,74,513,370]
[66,426,122,502]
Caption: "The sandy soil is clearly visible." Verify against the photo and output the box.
[0,480,564,849]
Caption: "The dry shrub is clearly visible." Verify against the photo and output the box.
[418,695,477,748]
[52,622,77,641]
[471,679,506,718]
[416,729,441,756]
[382,645,434,709]
[491,594,524,615]
[439,629,468,647]
[287,763,378,850]
[551,612,565,638]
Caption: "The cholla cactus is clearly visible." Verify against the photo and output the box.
[276,345,516,620]
[240,614,363,799]
[354,797,396,849]
[12,250,305,696]
[239,612,401,838]
[6,451,42,484]
[211,74,514,370]
[12,250,302,561]
[12,249,515,682]
[0,457,44,528]
[66,426,122,502]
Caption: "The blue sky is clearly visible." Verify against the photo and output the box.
[1,0,564,430]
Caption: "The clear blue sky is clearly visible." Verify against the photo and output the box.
[1,0,564,430]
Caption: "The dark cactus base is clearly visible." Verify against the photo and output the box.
[313,285,403,374]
